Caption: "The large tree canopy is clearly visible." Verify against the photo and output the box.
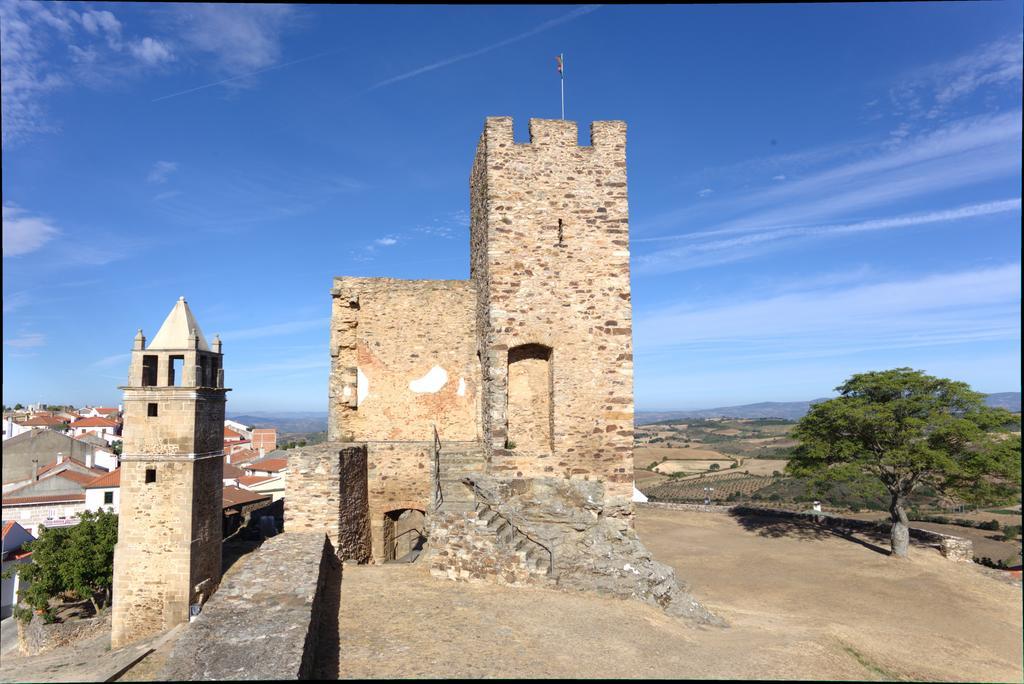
[787,368,1020,558]
[5,510,118,620]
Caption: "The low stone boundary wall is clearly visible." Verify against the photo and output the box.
[159,532,341,680]
[17,609,111,656]
[638,502,973,561]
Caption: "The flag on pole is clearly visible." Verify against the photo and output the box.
[556,53,565,119]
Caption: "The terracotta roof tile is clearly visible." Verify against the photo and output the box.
[246,458,288,473]
[86,469,121,489]
[237,475,275,487]
[2,493,87,506]
[221,485,271,508]
[71,417,119,428]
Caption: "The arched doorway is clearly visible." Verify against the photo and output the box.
[507,344,553,453]
[382,508,427,562]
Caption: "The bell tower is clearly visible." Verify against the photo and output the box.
[111,297,228,648]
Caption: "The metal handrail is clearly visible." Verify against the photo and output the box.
[432,423,443,510]
[463,478,554,575]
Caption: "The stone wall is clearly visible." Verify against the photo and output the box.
[328,278,480,444]
[17,610,111,657]
[366,441,437,562]
[286,444,371,563]
[159,533,340,681]
[470,118,634,509]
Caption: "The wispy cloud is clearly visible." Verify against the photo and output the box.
[219,317,329,341]
[367,5,601,91]
[2,204,60,257]
[3,332,47,349]
[375,237,398,246]
[147,160,178,184]
[636,198,1020,274]
[697,188,713,198]
[91,352,131,368]
[635,264,1021,362]
[890,33,1023,121]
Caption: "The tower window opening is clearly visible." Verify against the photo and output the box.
[169,355,184,386]
[145,468,157,484]
[148,403,158,417]
[142,355,158,387]
[557,219,564,246]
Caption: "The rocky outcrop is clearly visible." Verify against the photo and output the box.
[429,475,723,626]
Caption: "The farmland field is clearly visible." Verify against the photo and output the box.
[653,459,733,475]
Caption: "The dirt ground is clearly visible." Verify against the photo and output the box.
[636,446,731,465]
[336,507,1023,681]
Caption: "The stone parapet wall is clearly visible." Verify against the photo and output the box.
[159,532,340,681]
[17,610,111,657]
[286,443,370,562]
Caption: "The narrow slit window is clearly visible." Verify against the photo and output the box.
[145,468,157,484]
[557,218,564,246]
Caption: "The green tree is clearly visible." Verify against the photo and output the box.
[4,510,119,619]
[709,463,721,471]
[14,403,24,410]
[787,369,1020,558]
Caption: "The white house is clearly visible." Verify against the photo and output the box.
[69,417,120,445]
[84,469,120,514]
[1,521,35,619]
[2,418,32,442]
[223,419,253,441]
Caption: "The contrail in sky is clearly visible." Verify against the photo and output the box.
[152,49,345,103]
[367,5,602,91]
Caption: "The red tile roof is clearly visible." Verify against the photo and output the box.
[223,463,245,479]
[94,407,119,414]
[54,470,100,486]
[247,458,288,473]
[17,416,67,427]
[71,417,119,428]
[237,475,275,487]
[227,448,260,465]
[1,521,15,540]
[224,427,244,439]
[2,492,87,506]
[222,485,271,508]
[86,468,121,489]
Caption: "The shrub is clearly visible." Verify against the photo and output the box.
[730,462,738,469]
[709,463,720,471]
[978,519,1001,531]
[1001,525,1021,541]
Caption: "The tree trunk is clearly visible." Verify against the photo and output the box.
[889,493,910,558]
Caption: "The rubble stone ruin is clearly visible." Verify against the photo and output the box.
[290,116,720,624]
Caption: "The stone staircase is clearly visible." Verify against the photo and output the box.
[433,445,486,514]
[475,506,551,576]
[426,443,552,582]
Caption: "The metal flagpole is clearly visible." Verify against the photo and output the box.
[560,53,565,119]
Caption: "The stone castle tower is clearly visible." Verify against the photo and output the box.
[299,118,634,566]
[470,118,633,498]
[111,297,228,648]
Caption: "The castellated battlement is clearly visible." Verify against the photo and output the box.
[481,116,626,150]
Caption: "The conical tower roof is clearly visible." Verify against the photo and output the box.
[147,296,211,351]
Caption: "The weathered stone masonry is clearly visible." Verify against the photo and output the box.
[112,299,227,649]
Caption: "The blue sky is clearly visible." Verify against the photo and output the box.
[2,3,1021,412]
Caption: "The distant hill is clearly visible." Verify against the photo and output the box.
[228,412,328,433]
[637,392,1020,425]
